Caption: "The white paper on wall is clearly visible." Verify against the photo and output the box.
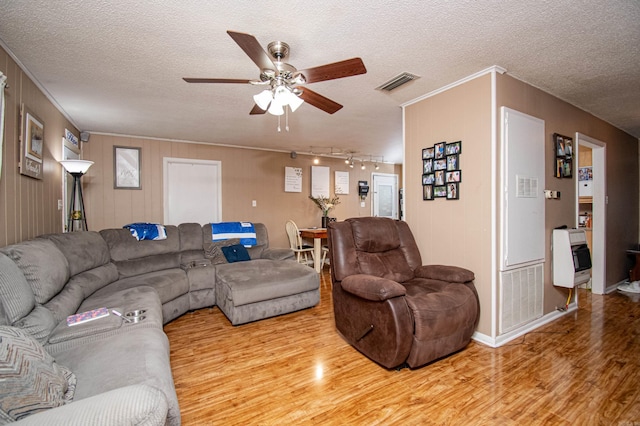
[335,171,349,194]
[284,167,302,192]
[311,166,330,197]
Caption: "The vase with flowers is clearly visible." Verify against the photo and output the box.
[309,195,340,228]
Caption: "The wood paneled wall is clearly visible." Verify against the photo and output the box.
[82,134,400,248]
[0,47,79,246]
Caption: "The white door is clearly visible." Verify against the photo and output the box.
[372,173,399,218]
[164,158,221,226]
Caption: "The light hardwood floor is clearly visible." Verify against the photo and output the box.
[164,271,640,425]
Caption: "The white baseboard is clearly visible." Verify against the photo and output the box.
[606,279,627,294]
[472,302,578,348]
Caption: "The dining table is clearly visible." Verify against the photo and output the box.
[298,228,327,273]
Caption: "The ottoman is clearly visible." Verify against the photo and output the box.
[215,259,320,325]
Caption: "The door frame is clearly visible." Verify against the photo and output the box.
[575,133,607,294]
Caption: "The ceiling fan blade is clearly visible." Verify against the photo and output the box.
[250,104,267,115]
[298,87,343,114]
[183,78,253,84]
[297,58,367,84]
[227,30,277,72]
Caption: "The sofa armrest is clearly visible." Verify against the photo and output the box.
[260,248,295,261]
[14,384,168,426]
[47,312,124,344]
[341,274,406,301]
[414,265,475,283]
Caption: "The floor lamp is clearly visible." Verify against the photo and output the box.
[60,160,94,232]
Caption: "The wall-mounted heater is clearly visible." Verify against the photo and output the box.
[552,229,592,288]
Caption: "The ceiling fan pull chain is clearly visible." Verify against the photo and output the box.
[277,114,281,132]
[285,105,290,132]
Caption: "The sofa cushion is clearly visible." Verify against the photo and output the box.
[42,231,111,277]
[0,253,35,325]
[1,240,70,304]
[13,306,57,344]
[0,326,76,422]
[204,238,240,265]
[100,226,180,262]
[178,223,203,251]
[44,263,119,322]
[92,269,189,305]
[114,253,181,279]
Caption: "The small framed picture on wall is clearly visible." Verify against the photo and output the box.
[434,185,447,198]
[434,142,446,159]
[422,147,434,159]
[553,133,573,178]
[423,185,434,200]
[447,183,459,200]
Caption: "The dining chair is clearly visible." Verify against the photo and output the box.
[285,220,315,266]
[321,245,330,269]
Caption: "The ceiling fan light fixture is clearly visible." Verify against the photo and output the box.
[253,89,273,110]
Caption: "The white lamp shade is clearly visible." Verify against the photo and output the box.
[268,100,284,116]
[253,89,273,110]
[60,160,94,174]
[287,93,304,112]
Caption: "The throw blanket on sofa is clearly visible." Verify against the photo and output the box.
[124,223,167,241]
[211,222,257,247]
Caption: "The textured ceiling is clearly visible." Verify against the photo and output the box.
[1,0,639,164]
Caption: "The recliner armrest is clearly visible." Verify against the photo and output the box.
[341,274,406,301]
[414,265,475,283]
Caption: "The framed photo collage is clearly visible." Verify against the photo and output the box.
[422,140,461,201]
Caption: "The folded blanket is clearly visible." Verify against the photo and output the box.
[124,223,167,241]
[211,222,257,247]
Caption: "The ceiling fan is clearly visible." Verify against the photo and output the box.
[183,31,367,116]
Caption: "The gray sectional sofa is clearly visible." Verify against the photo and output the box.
[0,223,319,425]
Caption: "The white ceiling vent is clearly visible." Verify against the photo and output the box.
[376,72,420,91]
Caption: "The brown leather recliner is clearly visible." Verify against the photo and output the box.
[327,217,480,369]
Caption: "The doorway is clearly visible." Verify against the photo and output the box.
[163,157,222,225]
[372,173,399,219]
[575,133,606,294]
